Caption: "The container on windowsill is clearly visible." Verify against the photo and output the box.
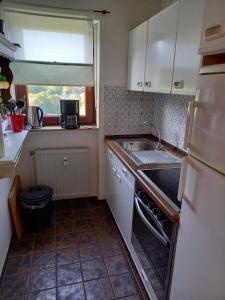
[10,114,25,132]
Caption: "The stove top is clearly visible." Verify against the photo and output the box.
[141,167,181,208]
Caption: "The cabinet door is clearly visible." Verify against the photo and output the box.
[127,21,148,91]
[106,153,118,220]
[144,2,179,93]
[114,171,134,248]
[172,0,205,95]
[199,0,225,55]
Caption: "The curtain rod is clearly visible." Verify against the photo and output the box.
[2,1,111,15]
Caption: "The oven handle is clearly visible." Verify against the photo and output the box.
[134,196,169,247]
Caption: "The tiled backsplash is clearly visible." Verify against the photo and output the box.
[104,86,194,149]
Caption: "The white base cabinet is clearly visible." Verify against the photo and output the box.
[106,147,135,248]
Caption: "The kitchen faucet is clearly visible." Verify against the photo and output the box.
[143,120,162,150]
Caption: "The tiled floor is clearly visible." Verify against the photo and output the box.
[0,198,147,300]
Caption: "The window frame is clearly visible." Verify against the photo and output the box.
[15,85,96,125]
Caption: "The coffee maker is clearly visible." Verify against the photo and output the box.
[60,100,80,129]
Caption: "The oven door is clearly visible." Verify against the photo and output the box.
[132,195,174,300]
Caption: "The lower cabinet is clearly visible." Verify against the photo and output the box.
[106,147,135,248]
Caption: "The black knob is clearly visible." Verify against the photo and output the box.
[147,202,156,210]
[152,208,161,215]
[156,214,165,221]
[160,220,169,228]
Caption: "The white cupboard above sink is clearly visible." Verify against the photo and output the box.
[127,21,148,92]
[144,2,179,94]
[127,0,205,95]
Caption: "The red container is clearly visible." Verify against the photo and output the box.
[10,115,25,132]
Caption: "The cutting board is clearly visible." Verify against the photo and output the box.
[8,176,23,240]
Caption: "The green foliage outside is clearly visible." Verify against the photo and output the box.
[28,85,86,115]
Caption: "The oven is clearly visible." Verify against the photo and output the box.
[132,185,178,300]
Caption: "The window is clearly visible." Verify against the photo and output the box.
[28,85,86,116]
[15,85,95,125]
[5,7,96,125]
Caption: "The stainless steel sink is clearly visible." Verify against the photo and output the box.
[117,139,158,151]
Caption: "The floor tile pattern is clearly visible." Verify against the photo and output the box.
[0,198,148,300]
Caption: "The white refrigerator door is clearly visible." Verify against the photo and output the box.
[188,73,225,175]
[170,157,225,300]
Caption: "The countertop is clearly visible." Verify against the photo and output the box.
[105,135,187,222]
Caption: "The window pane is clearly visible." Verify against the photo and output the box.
[5,11,93,64]
[28,85,86,116]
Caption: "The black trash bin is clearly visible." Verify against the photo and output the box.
[18,185,53,232]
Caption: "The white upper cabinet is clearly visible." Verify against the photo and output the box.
[172,0,205,95]
[127,21,148,91]
[127,0,205,95]
[200,0,225,55]
[144,2,179,93]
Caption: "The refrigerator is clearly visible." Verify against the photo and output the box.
[170,1,225,298]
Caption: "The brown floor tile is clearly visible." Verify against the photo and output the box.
[105,254,130,275]
[57,248,80,265]
[99,238,123,257]
[56,211,74,223]
[32,252,56,271]
[73,209,92,220]
[57,283,85,300]
[119,295,143,300]
[79,244,102,261]
[82,259,108,281]
[57,263,82,286]
[56,233,78,249]
[27,288,56,300]
[4,255,32,275]
[29,268,56,292]
[55,199,73,212]
[84,277,114,300]
[34,235,55,253]
[110,273,138,298]
[0,273,29,300]
[74,219,96,233]
[34,226,55,238]
[10,239,34,257]
[76,231,97,245]
[56,221,74,236]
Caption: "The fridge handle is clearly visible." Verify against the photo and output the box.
[177,157,187,202]
[183,100,195,150]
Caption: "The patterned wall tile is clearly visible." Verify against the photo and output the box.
[104,86,193,149]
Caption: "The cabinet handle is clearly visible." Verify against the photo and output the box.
[205,22,225,41]
[174,80,184,89]
[112,166,116,175]
[137,82,143,87]
[116,173,121,182]
[145,81,151,87]
[122,167,127,176]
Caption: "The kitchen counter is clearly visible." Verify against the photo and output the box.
[105,135,187,222]
[0,129,29,178]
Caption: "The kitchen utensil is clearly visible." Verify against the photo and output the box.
[27,106,44,128]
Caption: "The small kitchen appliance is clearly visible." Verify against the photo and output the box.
[28,106,44,128]
[60,100,80,129]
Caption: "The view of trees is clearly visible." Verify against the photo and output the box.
[28,85,86,115]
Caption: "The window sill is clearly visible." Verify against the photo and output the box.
[30,125,98,132]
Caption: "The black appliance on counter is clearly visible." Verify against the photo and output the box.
[132,167,181,300]
[60,99,80,129]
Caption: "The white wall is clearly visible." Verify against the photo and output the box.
[0,178,13,275]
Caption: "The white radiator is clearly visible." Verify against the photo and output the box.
[34,148,90,200]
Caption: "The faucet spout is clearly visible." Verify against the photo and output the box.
[143,121,161,150]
